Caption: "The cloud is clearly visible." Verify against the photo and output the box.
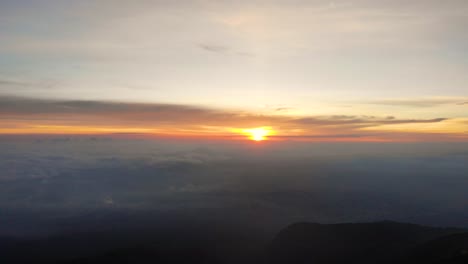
[199,44,229,53]
[0,78,59,92]
[0,96,208,114]
[0,137,467,227]
[363,98,468,107]
[198,44,254,57]
[0,96,280,133]
[0,79,27,86]
[290,115,446,127]
[274,107,294,112]
[0,96,463,141]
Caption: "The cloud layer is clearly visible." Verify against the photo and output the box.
[1,96,465,141]
[1,137,468,229]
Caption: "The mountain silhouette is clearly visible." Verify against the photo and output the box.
[1,221,467,263]
[405,232,468,264]
[269,221,468,264]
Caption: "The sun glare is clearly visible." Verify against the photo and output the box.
[242,127,273,141]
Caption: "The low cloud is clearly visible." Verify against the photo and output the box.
[0,79,27,86]
[0,78,59,92]
[198,44,255,58]
[0,137,467,227]
[199,44,230,53]
[363,97,468,107]
[0,96,463,141]
[289,116,446,127]
[275,107,294,112]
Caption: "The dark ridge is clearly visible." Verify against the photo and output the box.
[269,221,467,264]
[404,232,468,264]
[1,221,467,264]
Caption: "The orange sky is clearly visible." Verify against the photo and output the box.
[1,97,467,142]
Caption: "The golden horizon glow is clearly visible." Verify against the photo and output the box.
[1,124,467,142]
[1,98,467,142]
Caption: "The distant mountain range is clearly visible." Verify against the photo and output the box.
[1,221,467,263]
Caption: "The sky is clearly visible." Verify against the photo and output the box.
[0,0,467,141]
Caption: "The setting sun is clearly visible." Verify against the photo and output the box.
[230,127,274,141]
[242,127,274,141]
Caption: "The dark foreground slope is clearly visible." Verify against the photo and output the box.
[269,221,468,264]
[405,232,468,264]
[1,221,467,264]
[0,224,268,264]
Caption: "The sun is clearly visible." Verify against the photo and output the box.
[242,127,273,141]
[249,128,268,141]
[230,126,275,141]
